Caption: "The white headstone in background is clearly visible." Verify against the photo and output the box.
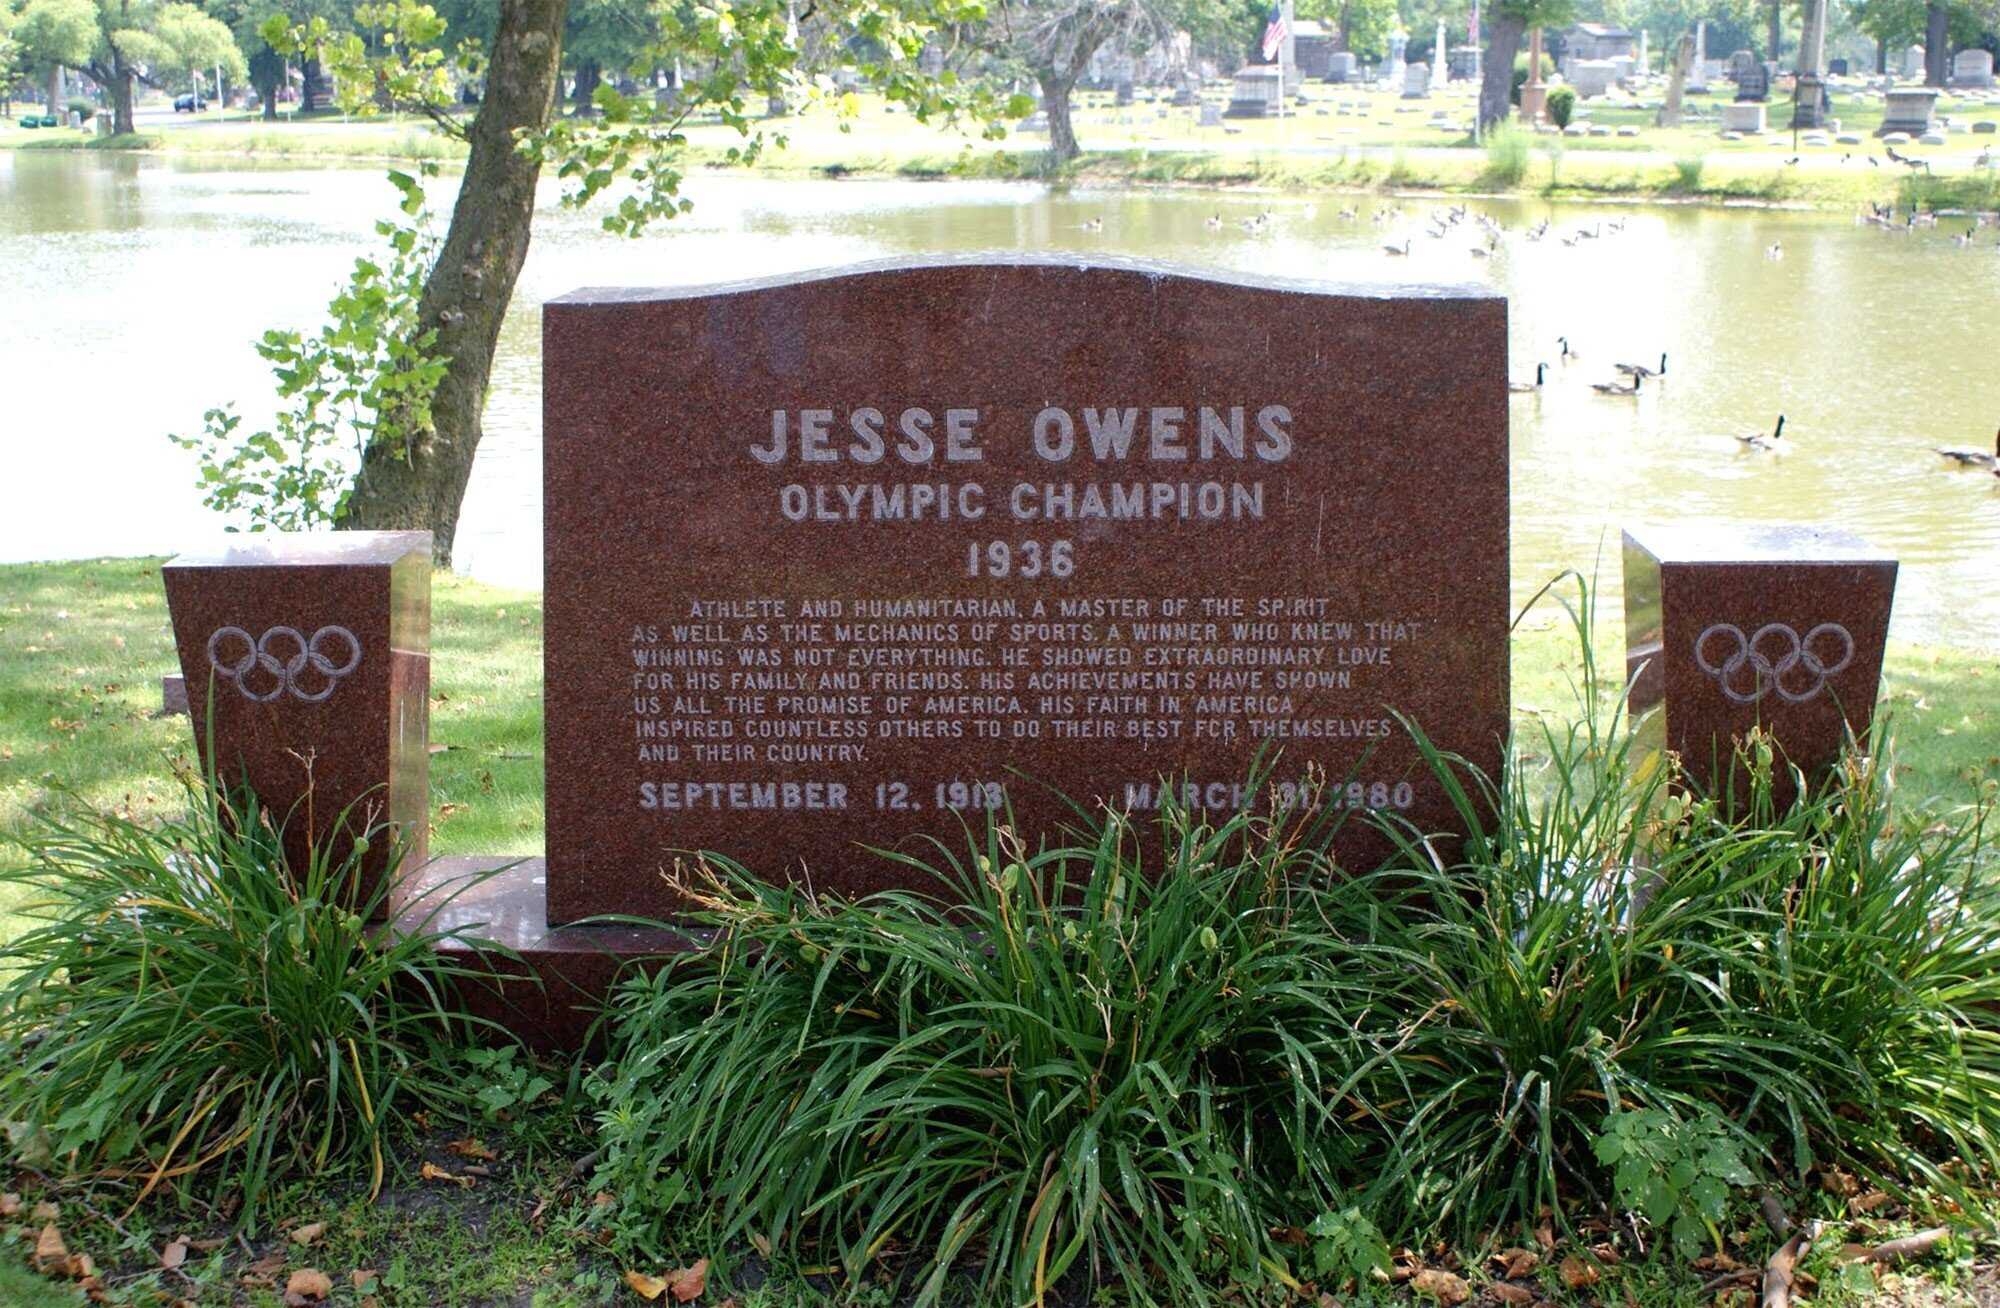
[1904,45,1925,78]
[1952,49,1995,88]
[1404,61,1432,97]
[1572,60,1619,97]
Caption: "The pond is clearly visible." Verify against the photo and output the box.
[3,149,1996,649]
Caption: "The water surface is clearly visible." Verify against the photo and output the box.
[3,150,1995,648]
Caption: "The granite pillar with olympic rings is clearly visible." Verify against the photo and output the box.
[1623,524,1896,813]
[163,532,431,918]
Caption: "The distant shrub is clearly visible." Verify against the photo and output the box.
[1546,84,1577,128]
[1672,152,1707,190]
[64,97,93,120]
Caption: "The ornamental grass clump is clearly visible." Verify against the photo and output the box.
[1350,575,2000,1243]
[589,798,1394,1306]
[592,577,2000,1296]
[0,766,506,1227]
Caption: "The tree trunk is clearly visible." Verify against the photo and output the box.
[1038,67,1081,162]
[1659,33,1693,125]
[1337,0,1352,50]
[301,56,321,112]
[572,57,600,113]
[1478,10,1525,131]
[335,0,569,564]
[47,66,62,115]
[1876,39,1886,74]
[1767,0,1782,62]
[1923,2,1947,85]
[110,56,134,134]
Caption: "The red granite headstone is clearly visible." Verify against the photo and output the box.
[1623,524,1897,807]
[542,257,1510,922]
[162,532,431,914]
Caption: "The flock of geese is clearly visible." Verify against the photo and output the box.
[1066,201,1996,483]
[1856,201,2000,249]
[1513,340,1999,479]
[1381,205,1630,258]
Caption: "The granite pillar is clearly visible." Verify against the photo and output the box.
[1624,525,1896,811]
[162,532,431,915]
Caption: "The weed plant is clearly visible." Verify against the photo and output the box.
[1481,124,1532,189]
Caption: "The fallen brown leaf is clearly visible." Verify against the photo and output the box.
[624,1269,670,1300]
[160,1240,188,1271]
[1534,1221,1555,1252]
[1589,1241,1624,1265]
[1819,1168,1860,1197]
[1851,1190,1891,1214]
[34,1223,68,1272]
[1490,1283,1535,1306]
[66,1252,96,1279]
[1559,1255,1599,1290]
[0,1193,19,1216]
[1410,1267,1469,1305]
[669,1257,710,1303]
[419,1161,474,1189]
[285,1267,333,1301]
[447,1137,498,1161]
[245,1250,288,1279]
[1494,1247,1539,1278]
[351,1268,379,1290]
[290,1222,327,1246]
[31,1201,60,1223]
[189,1237,226,1253]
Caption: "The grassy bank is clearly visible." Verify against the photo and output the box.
[2,555,1993,864]
[9,85,1998,211]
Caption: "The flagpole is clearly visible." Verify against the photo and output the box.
[1282,0,1293,136]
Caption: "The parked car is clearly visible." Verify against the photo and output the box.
[172,93,208,112]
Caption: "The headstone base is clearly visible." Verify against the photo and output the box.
[397,856,694,1052]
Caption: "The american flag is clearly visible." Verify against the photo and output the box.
[1261,2,1288,62]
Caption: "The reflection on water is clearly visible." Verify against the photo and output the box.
[3,150,1997,649]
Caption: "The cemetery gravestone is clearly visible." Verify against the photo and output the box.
[1904,45,1925,79]
[1571,61,1618,97]
[1624,525,1895,809]
[1734,62,1769,101]
[1954,49,1995,88]
[1721,101,1766,131]
[541,257,1511,923]
[1880,87,1939,134]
